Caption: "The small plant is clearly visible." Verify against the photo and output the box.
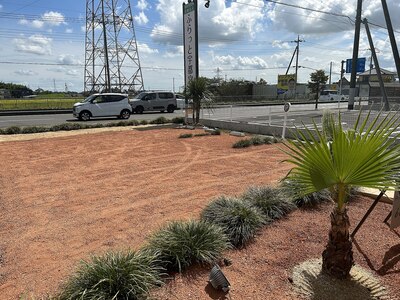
[58,250,164,300]
[150,116,168,124]
[241,186,296,220]
[280,180,332,208]
[5,126,22,135]
[200,196,266,248]
[50,123,83,131]
[140,120,149,125]
[232,139,252,148]
[194,133,209,137]
[171,117,184,124]
[179,133,193,138]
[249,136,264,146]
[21,126,49,134]
[145,220,229,272]
[211,128,221,135]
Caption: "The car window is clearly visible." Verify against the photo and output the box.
[143,93,156,100]
[93,95,106,103]
[158,92,174,99]
[108,95,125,102]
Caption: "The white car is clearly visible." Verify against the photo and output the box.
[319,90,349,102]
[73,93,132,121]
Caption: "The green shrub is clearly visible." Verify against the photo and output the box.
[5,126,21,134]
[249,136,264,146]
[140,120,149,125]
[194,133,209,137]
[50,123,83,131]
[241,186,296,220]
[149,117,168,124]
[171,117,184,124]
[179,133,193,138]
[232,139,252,148]
[21,126,49,134]
[280,180,332,208]
[126,120,140,126]
[58,250,163,300]
[0,129,4,134]
[145,220,229,272]
[200,196,266,248]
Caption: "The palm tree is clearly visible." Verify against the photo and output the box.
[185,77,213,124]
[283,111,400,279]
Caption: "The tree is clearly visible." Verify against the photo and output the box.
[283,111,400,279]
[186,77,213,124]
[308,70,329,100]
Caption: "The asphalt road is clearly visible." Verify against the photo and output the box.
[0,101,358,129]
[0,110,186,129]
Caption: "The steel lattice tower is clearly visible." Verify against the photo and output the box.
[84,0,144,93]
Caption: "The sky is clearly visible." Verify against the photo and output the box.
[0,0,399,92]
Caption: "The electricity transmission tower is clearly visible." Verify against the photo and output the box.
[84,0,144,94]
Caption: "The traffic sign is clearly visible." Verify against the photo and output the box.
[346,57,366,73]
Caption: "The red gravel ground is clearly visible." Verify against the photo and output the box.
[0,127,398,299]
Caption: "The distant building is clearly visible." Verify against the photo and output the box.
[0,89,11,99]
[356,68,399,99]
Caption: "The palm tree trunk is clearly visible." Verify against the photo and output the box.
[322,207,353,279]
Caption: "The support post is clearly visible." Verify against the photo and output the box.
[363,19,390,111]
[348,0,363,110]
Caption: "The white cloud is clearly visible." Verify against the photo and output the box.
[164,46,183,58]
[18,11,66,29]
[134,11,148,25]
[150,0,266,45]
[42,11,66,27]
[13,34,52,55]
[137,0,149,11]
[272,40,290,49]
[214,55,268,69]
[32,19,44,28]
[58,54,81,65]
[138,42,159,54]
[15,69,37,76]
[65,28,73,33]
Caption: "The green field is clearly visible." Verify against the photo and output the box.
[0,98,81,110]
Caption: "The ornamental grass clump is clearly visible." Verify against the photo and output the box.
[200,196,266,248]
[232,139,252,148]
[145,220,229,273]
[58,250,164,300]
[280,179,332,208]
[179,133,193,139]
[150,116,168,124]
[241,186,296,220]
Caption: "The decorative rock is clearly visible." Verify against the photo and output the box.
[230,131,245,137]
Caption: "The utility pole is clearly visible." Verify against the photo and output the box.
[348,0,363,110]
[329,61,332,85]
[294,35,304,98]
[381,0,400,80]
[363,18,390,111]
[339,60,345,95]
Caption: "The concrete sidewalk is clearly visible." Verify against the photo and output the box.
[0,109,71,116]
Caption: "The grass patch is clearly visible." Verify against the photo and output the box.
[241,186,296,220]
[58,250,164,300]
[145,220,229,272]
[171,117,185,124]
[149,116,169,124]
[200,196,266,248]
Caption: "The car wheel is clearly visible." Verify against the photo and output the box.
[160,110,165,113]
[167,105,175,113]
[120,109,131,119]
[79,111,91,121]
[136,106,144,114]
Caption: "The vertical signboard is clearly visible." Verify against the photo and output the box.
[277,74,296,95]
[183,0,198,87]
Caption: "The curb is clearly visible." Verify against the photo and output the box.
[0,109,72,116]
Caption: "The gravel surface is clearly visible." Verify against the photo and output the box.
[0,127,398,299]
